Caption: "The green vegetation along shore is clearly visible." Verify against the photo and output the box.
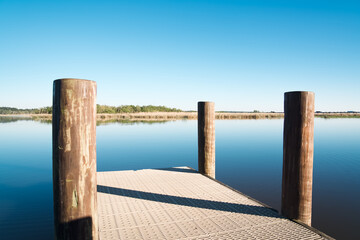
[0,105,181,114]
[1,106,359,121]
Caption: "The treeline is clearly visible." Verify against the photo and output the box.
[96,105,182,113]
[0,107,27,114]
[0,107,52,114]
[0,105,182,114]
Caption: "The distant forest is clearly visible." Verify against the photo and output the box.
[0,105,182,114]
[0,107,50,114]
[96,105,181,113]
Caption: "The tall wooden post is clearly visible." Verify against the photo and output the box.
[198,101,215,178]
[281,91,315,226]
[53,79,98,239]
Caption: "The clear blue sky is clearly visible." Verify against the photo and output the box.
[0,0,359,111]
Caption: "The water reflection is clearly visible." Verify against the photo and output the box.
[0,116,32,123]
[0,115,175,126]
[96,119,172,126]
[0,119,359,239]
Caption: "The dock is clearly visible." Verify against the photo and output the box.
[51,81,331,239]
[97,167,329,240]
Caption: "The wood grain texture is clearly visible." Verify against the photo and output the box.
[281,91,315,226]
[198,102,215,178]
[53,78,98,239]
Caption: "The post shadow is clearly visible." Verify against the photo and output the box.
[153,167,198,173]
[97,185,282,218]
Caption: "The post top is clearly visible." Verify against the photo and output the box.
[54,78,96,84]
[198,101,214,104]
[285,91,314,95]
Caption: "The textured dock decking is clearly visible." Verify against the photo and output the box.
[97,167,329,240]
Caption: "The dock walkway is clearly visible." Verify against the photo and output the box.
[97,167,329,240]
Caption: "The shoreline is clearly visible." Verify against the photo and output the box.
[1,112,360,121]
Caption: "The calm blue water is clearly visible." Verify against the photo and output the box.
[0,118,359,239]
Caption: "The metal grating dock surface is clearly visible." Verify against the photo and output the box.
[97,167,329,240]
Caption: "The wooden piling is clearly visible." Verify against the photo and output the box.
[198,101,215,178]
[52,78,98,239]
[281,91,315,226]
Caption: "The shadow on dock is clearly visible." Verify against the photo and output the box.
[153,167,198,173]
[97,185,282,219]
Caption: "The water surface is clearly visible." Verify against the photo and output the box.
[0,118,359,239]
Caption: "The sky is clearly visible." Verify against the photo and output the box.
[0,0,359,112]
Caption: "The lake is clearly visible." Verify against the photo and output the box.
[0,117,359,239]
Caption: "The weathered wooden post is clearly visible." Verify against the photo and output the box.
[281,91,315,226]
[53,78,98,239]
[198,101,215,178]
